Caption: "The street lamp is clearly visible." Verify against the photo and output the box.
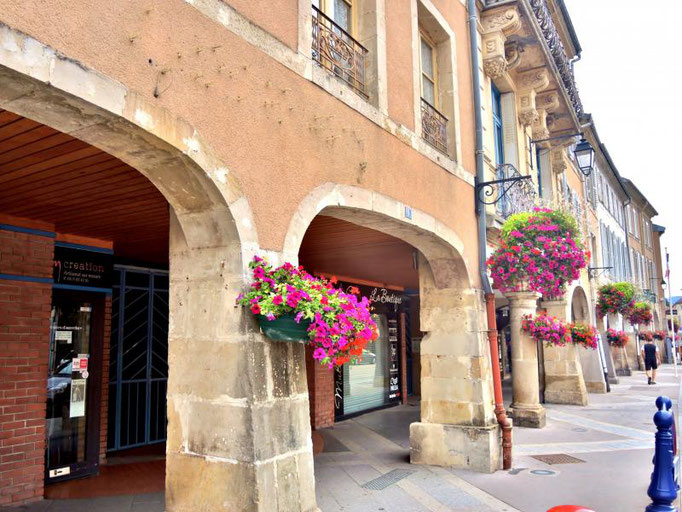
[530,133,596,177]
[573,137,595,177]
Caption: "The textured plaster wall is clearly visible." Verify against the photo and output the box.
[0,0,480,285]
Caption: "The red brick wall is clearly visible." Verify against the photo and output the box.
[99,297,111,464]
[0,228,54,506]
[305,346,334,429]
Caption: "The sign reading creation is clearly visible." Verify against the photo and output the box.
[53,246,112,288]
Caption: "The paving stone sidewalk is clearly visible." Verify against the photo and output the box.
[8,365,678,511]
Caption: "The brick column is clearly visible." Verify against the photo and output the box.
[0,226,54,506]
[305,346,334,429]
[506,291,545,428]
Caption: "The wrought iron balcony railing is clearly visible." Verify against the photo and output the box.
[494,163,536,219]
[420,98,448,154]
[311,5,368,97]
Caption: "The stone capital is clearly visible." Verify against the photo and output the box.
[505,290,541,310]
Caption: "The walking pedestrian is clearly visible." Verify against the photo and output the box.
[641,336,661,385]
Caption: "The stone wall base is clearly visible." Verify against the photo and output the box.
[409,422,500,473]
[616,368,632,376]
[585,381,607,393]
[510,404,546,428]
[544,375,588,406]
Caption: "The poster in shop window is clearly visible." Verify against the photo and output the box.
[69,379,86,418]
[388,319,400,400]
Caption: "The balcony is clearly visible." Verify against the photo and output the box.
[420,98,448,154]
[311,5,368,98]
[494,164,536,219]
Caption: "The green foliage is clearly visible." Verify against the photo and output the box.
[500,209,583,248]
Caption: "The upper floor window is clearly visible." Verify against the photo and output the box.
[491,84,503,166]
[311,0,367,97]
[418,26,448,154]
[420,34,437,106]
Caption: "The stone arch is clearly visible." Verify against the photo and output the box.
[570,285,590,323]
[0,25,317,512]
[286,183,499,472]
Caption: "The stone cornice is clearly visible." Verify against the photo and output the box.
[482,0,584,118]
[527,0,583,115]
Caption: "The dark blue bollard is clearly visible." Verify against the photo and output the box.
[646,396,678,512]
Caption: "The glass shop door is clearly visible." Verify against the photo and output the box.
[45,289,104,482]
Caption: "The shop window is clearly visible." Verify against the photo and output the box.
[342,314,390,414]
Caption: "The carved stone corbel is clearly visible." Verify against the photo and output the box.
[536,91,560,113]
[517,69,549,126]
[532,109,550,141]
[481,7,521,79]
[551,148,567,175]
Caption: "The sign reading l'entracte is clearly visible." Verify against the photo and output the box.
[53,246,113,288]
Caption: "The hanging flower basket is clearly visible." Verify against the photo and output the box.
[606,328,628,348]
[638,331,654,342]
[570,323,599,350]
[521,313,572,347]
[256,313,312,341]
[627,302,653,326]
[487,208,587,299]
[596,282,635,317]
[236,256,377,367]
[653,330,666,341]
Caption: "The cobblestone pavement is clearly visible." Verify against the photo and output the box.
[8,366,678,511]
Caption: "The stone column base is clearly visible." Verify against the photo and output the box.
[409,422,500,473]
[544,387,588,405]
[510,404,546,428]
[544,376,588,406]
[585,381,607,393]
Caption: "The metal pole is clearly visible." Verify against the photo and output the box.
[667,248,678,376]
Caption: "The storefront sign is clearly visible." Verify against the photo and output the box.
[369,287,403,305]
[53,246,112,288]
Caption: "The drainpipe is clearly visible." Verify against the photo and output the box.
[468,0,512,470]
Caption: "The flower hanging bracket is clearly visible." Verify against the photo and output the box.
[588,266,612,279]
[475,163,533,212]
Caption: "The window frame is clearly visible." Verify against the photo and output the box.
[419,30,438,108]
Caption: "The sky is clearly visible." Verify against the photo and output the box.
[563,0,682,295]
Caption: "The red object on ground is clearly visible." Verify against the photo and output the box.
[547,506,596,512]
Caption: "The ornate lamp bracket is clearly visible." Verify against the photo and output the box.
[475,163,532,212]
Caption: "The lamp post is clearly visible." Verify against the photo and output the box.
[530,133,596,177]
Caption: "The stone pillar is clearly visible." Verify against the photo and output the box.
[607,314,631,377]
[506,291,545,428]
[539,300,588,406]
[410,258,500,473]
[625,327,643,371]
[598,315,619,383]
[165,215,317,512]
